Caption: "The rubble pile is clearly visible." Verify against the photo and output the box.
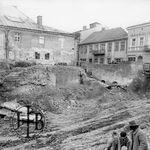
[0,65,106,112]
[0,64,150,150]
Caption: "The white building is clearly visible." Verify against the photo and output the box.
[127,22,150,63]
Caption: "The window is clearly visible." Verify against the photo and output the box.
[107,42,112,52]
[140,37,144,46]
[128,57,136,62]
[132,38,136,47]
[120,41,125,51]
[94,58,98,63]
[100,43,105,51]
[39,36,45,44]
[114,41,119,51]
[115,58,122,63]
[95,44,99,50]
[14,33,21,42]
[107,58,111,64]
[79,46,83,54]
[100,58,104,64]
[89,45,93,52]
[80,58,86,61]
[89,58,92,63]
[35,52,40,59]
[45,53,50,60]
[84,45,87,54]
[80,46,87,54]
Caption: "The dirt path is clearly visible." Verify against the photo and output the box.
[3,90,150,150]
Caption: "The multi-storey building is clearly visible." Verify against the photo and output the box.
[0,5,77,65]
[74,22,108,65]
[75,22,108,42]
[127,22,150,63]
[78,27,128,65]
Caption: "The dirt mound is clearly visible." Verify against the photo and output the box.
[0,65,106,114]
[0,65,82,99]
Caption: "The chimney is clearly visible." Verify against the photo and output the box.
[101,27,106,31]
[83,26,87,30]
[37,16,42,27]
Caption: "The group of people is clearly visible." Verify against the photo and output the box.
[106,120,148,150]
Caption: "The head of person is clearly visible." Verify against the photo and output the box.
[120,131,127,137]
[112,131,118,139]
[129,120,139,131]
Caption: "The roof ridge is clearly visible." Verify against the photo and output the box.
[0,5,71,35]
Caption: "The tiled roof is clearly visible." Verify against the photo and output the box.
[0,5,70,35]
[80,27,128,45]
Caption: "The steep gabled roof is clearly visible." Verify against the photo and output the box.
[80,27,127,45]
[0,5,71,35]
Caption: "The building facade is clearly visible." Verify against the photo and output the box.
[127,22,150,63]
[0,5,77,65]
[78,27,128,65]
[74,22,108,65]
[75,22,108,42]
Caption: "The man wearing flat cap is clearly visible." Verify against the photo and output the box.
[129,120,148,150]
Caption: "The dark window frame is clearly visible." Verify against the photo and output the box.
[14,32,21,42]
[45,53,50,60]
[35,52,40,59]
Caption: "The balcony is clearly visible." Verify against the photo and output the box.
[92,49,105,55]
[143,45,150,52]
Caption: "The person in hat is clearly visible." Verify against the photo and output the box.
[107,131,120,150]
[129,120,148,150]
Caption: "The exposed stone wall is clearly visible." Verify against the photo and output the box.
[0,29,77,65]
[84,62,143,85]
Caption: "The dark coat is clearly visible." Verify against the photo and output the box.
[119,136,131,150]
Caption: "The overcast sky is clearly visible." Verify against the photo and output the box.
[1,0,150,32]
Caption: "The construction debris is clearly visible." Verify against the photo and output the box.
[0,64,149,150]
